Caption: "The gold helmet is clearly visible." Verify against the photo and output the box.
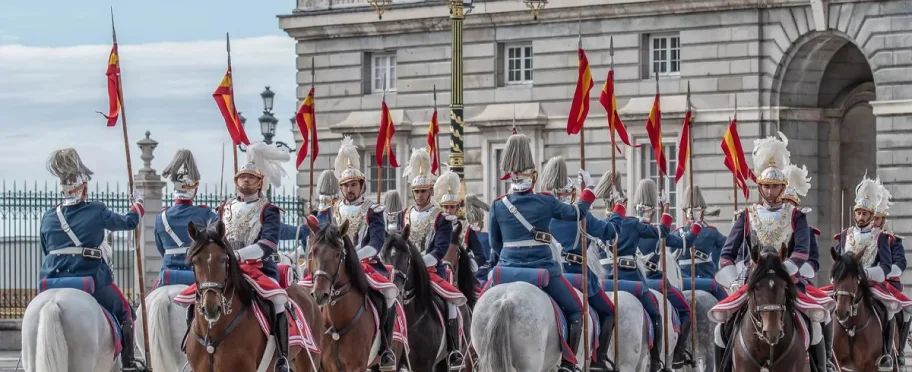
[434,164,462,207]
[751,132,791,186]
[404,147,434,191]
[334,136,365,186]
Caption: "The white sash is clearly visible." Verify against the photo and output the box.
[55,205,112,266]
[160,210,186,247]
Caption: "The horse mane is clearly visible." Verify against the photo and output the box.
[831,251,874,310]
[312,222,371,296]
[186,222,253,306]
[384,232,433,313]
[455,242,478,308]
[747,248,797,309]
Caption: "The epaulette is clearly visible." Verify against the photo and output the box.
[811,227,821,236]
[267,202,286,214]
[371,204,385,213]
[733,208,745,221]
[896,234,905,241]
[198,204,208,208]
[494,194,508,201]
[706,225,717,230]
[159,207,169,214]
[833,233,841,241]
[445,214,457,222]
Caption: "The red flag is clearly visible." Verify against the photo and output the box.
[674,109,691,183]
[721,118,754,198]
[645,94,666,176]
[295,88,318,168]
[213,67,250,146]
[598,70,639,154]
[376,100,399,168]
[98,44,121,127]
[427,110,440,175]
[566,48,594,135]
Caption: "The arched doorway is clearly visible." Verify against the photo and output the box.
[772,32,875,284]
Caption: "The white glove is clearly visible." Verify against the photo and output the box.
[578,170,594,189]
[132,188,144,204]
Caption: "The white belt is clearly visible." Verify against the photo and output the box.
[678,258,710,265]
[164,248,187,255]
[503,240,551,247]
[48,247,103,259]
[599,255,636,267]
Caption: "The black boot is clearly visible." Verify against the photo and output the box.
[714,344,727,372]
[649,317,669,372]
[186,304,195,327]
[272,311,290,372]
[810,341,828,372]
[378,304,397,371]
[671,318,694,369]
[446,318,464,370]
[591,316,618,372]
[558,319,583,372]
[823,321,836,372]
[898,316,911,366]
[879,317,895,371]
[120,319,148,372]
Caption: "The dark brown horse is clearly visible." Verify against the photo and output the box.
[382,221,475,371]
[184,221,322,372]
[305,218,404,371]
[732,242,809,372]
[830,246,895,372]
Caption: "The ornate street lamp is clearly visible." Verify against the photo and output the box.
[238,87,297,153]
[521,0,547,20]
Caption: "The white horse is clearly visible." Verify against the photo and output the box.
[21,288,118,372]
[136,284,189,372]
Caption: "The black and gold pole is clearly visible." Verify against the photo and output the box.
[448,0,467,184]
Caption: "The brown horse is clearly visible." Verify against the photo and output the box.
[305,218,404,371]
[184,221,322,372]
[731,242,809,372]
[829,246,895,372]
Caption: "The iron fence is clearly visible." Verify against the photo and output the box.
[0,181,305,319]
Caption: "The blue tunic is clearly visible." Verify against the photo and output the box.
[678,225,726,279]
[602,215,669,282]
[466,227,488,267]
[889,234,905,290]
[641,222,699,281]
[154,202,219,272]
[720,207,810,271]
[551,213,619,297]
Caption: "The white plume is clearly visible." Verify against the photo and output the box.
[752,131,790,175]
[404,147,432,180]
[434,163,462,202]
[245,142,290,188]
[876,177,893,212]
[855,175,880,206]
[784,164,811,197]
[334,136,361,179]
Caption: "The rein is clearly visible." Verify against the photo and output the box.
[738,269,799,371]
[832,275,874,365]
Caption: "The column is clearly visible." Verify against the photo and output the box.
[134,131,166,291]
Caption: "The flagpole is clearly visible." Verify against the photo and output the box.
[220,142,226,197]
[309,56,316,211]
[110,8,152,365]
[733,96,739,211]
[227,33,239,175]
[378,75,387,204]
[434,85,441,176]
[608,35,620,367]
[686,81,697,360]
[654,69,670,367]
[572,20,591,371]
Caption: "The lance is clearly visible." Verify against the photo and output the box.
[110,7,152,364]
[220,142,226,197]
[573,19,592,370]
[377,73,388,204]
[227,33,239,175]
[686,81,697,358]
[308,56,316,212]
[655,69,670,366]
[608,35,620,366]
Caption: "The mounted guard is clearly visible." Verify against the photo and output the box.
[436,166,486,280]
[40,148,149,371]
[313,169,338,217]
[464,193,492,285]
[676,185,728,302]
[401,148,468,368]
[312,136,400,370]
[710,132,827,372]
[383,189,404,232]
[485,132,597,372]
[542,156,620,372]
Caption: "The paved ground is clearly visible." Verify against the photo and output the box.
[0,351,22,372]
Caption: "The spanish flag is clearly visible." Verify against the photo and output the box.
[598,70,638,153]
[427,110,440,175]
[674,90,692,183]
[295,88,318,168]
[645,93,666,176]
[99,44,121,127]
[376,100,399,168]
[213,67,250,146]
[566,48,593,135]
[720,117,754,198]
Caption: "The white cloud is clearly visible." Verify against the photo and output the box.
[0,35,305,191]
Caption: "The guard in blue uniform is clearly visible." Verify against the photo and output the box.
[676,185,725,279]
[153,150,218,288]
[40,148,149,372]
[464,194,491,284]
[383,189,404,233]
[317,136,398,369]
[487,133,596,372]
[872,179,912,366]
[633,179,701,369]
[713,133,815,372]
[542,156,620,372]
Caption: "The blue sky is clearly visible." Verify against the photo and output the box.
[0,1,304,190]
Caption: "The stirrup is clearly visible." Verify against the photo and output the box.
[672,350,695,368]
[122,359,148,372]
[877,354,894,371]
[557,362,581,372]
[447,350,465,371]
[590,358,619,372]
[379,349,397,371]
[274,356,290,372]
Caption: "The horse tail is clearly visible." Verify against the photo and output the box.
[456,247,477,308]
[147,287,182,372]
[35,301,68,371]
[477,297,514,372]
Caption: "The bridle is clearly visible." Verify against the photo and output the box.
[832,269,873,343]
[746,269,788,346]
[311,236,354,307]
[392,243,416,305]
[192,241,235,321]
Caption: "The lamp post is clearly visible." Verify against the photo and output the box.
[239,86,298,153]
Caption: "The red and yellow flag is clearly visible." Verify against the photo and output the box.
[566,48,593,135]
[427,110,440,175]
[213,67,250,146]
[645,93,667,176]
[376,100,399,168]
[99,44,121,127]
[598,70,639,154]
[295,88,318,168]
[721,118,754,198]
[674,108,691,183]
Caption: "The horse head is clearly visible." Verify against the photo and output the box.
[382,224,432,311]
[186,221,250,323]
[829,246,871,323]
[305,218,368,307]
[746,241,796,346]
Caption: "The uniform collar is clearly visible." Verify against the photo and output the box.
[237,194,261,203]
[175,199,194,205]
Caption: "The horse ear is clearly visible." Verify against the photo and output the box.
[830,246,839,261]
[402,223,411,242]
[216,220,226,238]
[340,219,350,236]
[779,242,788,262]
[306,215,320,235]
[853,247,866,263]
[187,223,199,241]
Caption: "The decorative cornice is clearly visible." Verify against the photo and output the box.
[467,102,547,129]
[871,99,912,117]
[330,109,413,133]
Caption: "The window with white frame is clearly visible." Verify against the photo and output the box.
[365,149,397,194]
[650,34,680,76]
[372,53,397,93]
[639,143,679,223]
[505,44,533,84]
